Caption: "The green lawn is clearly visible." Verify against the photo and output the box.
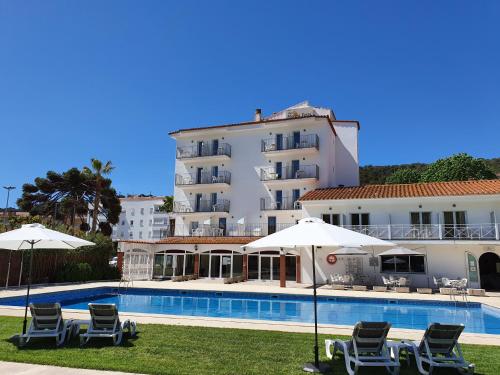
[0,316,499,375]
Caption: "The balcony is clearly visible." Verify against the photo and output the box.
[176,143,231,161]
[173,199,230,214]
[175,171,231,190]
[342,224,499,241]
[260,164,319,183]
[261,134,319,156]
[153,223,295,238]
[260,197,301,211]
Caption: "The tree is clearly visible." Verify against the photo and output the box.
[83,159,115,233]
[386,168,422,184]
[17,168,90,227]
[159,196,173,212]
[420,153,497,182]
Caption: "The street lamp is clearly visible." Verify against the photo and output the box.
[3,185,15,289]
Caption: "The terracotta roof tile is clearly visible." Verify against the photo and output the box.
[300,179,500,201]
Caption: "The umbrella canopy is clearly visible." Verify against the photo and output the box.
[330,247,369,256]
[378,246,422,257]
[0,223,95,336]
[244,217,394,372]
[0,223,95,250]
[244,218,395,249]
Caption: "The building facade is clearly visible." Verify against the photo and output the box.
[111,196,171,241]
[118,102,500,290]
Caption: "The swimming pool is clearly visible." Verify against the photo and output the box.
[1,287,499,334]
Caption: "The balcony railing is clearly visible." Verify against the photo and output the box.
[260,197,301,211]
[173,199,230,213]
[176,143,231,159]
[153,223,295,238]
[175,171,231,186]
[152,221,169,227]
[261,134,319,152]
[343,224,499,241]
[260,164,319,181]
[152,210,168,215]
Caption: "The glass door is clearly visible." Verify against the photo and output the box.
[210,255,221,278]
[271,257,280,281]
[221,255,232,278]
[164,255,174,277]
[260,256,271,280]
[153,254,164,278]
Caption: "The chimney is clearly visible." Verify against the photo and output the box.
[254,108,262,122]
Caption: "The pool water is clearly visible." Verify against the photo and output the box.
[1,287,499,334]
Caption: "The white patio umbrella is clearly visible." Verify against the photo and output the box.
[0,223,95,334]
[378,246,423,256]
[329,247,369,256]
[244,218,395,373]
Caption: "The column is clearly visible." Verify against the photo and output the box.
[296,255,301,283]
[280,254,286,288]
[117,252,124,275]
[194,254,200,277]
[242,254,248,280]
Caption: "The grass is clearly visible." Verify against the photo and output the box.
[0,316,499,374]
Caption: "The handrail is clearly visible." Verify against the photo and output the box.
[176,143,231,159]
[260,164,319,181]
[261,134,319,152]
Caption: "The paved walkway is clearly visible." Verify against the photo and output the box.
[0,361,142,374]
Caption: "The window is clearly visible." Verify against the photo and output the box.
[140,208,144,215]
[322,214,340,226]
[139,232,143,239]
[121,220,125,226]
[275,190,283,209]
[410,212,431,225]
[129,232,133,238]
[130,220,134,226]
[212,139,219,155]
[292,189,300,206]
[351,213,369,226]
[131,209,135,216]
[140,220,144,227]
[381,255,425,274]
[443,211,467,238]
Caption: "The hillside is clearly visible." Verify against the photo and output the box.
[360,157,500,185]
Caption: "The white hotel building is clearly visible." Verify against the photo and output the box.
[119,102,500,290]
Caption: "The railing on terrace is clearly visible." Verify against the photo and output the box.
[342,223,499,241]
[152,210,168,215]
[173,199,230,213]
[260,197,301,211]
[154,223,295,238]
[152,221,169,227]
[176,143,231,159]
[175,170,231,186]
[260,164,319,181]
[261,134,319,152]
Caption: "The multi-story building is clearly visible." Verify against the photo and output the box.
[111,196,172,241]
[118,102,500,290]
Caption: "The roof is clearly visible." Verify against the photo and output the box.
[300,179,500,201]
[119,196,165,202]
[119,236,259,245]
[168,116,360,137]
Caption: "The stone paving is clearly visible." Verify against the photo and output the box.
[0,361,142,375]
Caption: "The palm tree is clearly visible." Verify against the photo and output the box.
[83,159,114,233]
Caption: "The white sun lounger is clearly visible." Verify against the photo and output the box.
[325,321,400,375]
[401,323,474,374]
[79,303,136,346]
[18,302,74,347]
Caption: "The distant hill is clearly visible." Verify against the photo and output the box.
[360,157,500,185]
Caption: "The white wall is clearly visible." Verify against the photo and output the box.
[333,122,359,187]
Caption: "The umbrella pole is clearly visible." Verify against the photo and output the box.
[5,250,12,289]
[303,245,328,373]
[22,242,34,335]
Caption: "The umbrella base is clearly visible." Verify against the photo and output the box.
[302,362,329,373]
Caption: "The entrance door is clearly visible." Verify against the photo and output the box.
[164,255,174,277]
[221,255,232,278]
[479,252,500,290]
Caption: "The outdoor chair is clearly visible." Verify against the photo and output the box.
[325,321,400,375]
[433,276,443,289]
[18,302,75,347]
[80,304,136,346]
[397,277,408,287]
[382,276,397,288]
[401,323,474,374]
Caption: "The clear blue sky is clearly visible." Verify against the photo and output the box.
[1,1,499,205]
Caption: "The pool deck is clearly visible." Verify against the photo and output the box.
[1,280,500,346]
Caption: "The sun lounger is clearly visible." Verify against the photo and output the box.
[18,303,74,347]
[325,321,400,375]
[80,303,136,346]
[401,323,474,374]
